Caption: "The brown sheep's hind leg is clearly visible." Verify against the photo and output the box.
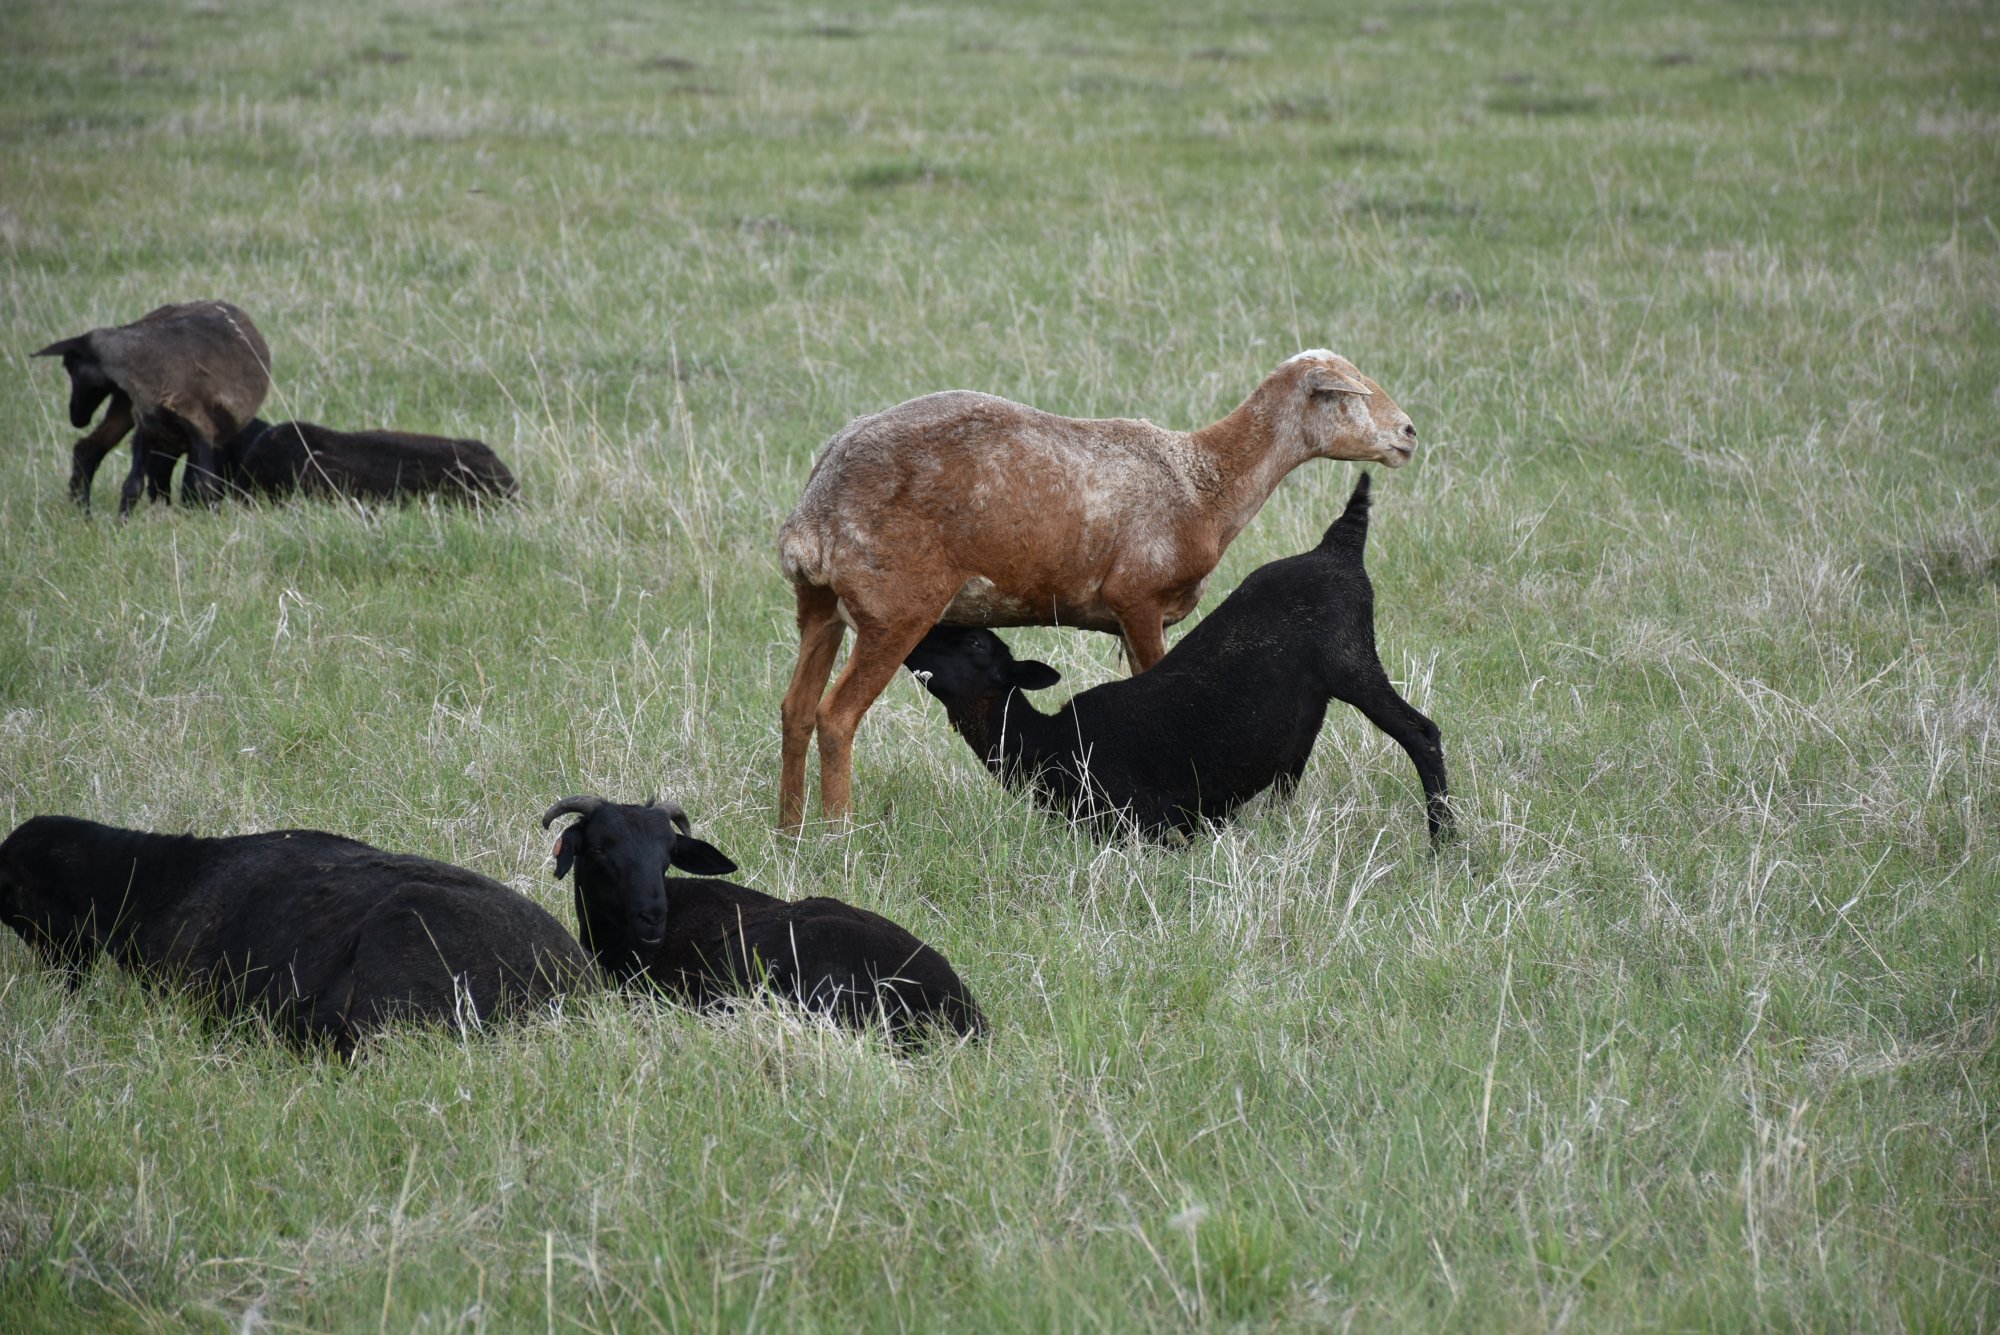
[179,427,227,508]
[779,584,845,829]
[813,588,954,822]
[120,416,189,516]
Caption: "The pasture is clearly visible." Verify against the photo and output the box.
[2,0,1995,1328]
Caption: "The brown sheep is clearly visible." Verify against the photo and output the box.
[34,300,272,514]
[775,349,1420,826]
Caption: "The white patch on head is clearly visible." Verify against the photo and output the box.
[1284,347,1344,365]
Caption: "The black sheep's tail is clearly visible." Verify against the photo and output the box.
[1319,472,1371,554]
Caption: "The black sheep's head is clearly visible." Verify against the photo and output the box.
[904,626,1060,707]
[904,626,1060,757]
[0,816,109,985]
[33,335,121,430]
[541,796,738,980]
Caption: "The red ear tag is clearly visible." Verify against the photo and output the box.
[553,837,563,858]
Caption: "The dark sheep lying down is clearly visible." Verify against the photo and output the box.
[222,418,517,503]
[34,300,272,514]
[903,474,1451,843]
[0,815,590,1058]
[543,796,985,1042]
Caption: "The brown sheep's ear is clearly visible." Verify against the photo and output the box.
[551,826,581,879]
[1303,365,1372,397]
[33,335,89,359]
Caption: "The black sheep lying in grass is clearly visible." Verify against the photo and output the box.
[902,474,1450,843]
[0,815,591,1058]
[543,796,985,1042]
[221,418,517,503]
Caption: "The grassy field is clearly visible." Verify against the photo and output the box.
[2,0,1996,1328]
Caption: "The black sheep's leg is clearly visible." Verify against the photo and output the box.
[1334,661,1451,843]
[300,936,363,1057]
[1271,749,1312,800]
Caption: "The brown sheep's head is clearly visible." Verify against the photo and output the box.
[33,334,120,430]
[1276,349,1419,469]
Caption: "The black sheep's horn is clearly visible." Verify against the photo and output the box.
[540,795,606,828]
[647,796,692,835]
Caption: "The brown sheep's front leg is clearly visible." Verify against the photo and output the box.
[1106,586,1176,672]
[67,395,135,510]
[812,578,957,822]
[1115,614,1170,674]
[1106,561,1210,674]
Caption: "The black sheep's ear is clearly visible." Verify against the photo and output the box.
[668,834,738,876]
[1012,660,1062,691]
[551,827,580,879]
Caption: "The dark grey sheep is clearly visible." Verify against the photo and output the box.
[0,814,592,1058]
[223,418,518,503]
[33,301,272,513]
[542,796,986,1042]
[902,474,1451,843]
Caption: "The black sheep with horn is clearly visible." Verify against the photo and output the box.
[542,796,986,1042]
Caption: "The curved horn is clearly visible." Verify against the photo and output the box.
[540,795,606,829]
[647,796,692,835]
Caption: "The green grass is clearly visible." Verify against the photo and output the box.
[2,0,1996,1328]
